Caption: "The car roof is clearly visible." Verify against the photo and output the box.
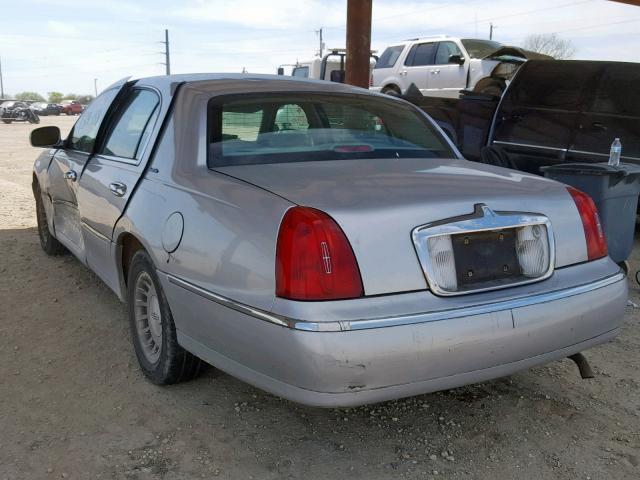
[133,72,375,98]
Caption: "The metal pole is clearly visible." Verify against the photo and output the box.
[94,78,98,97]
[319,27,324,57]
[164,29,171,75]
[0,56,4,99]
[345,0,372,88]
[489,22,494,40]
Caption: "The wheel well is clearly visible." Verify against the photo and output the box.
[32,173,40,195]
[120,233,145,286]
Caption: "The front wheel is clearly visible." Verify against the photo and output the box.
[35,188,66,255]
[2,119,11,124]
[473,78,505,97]
[127,250,204,384]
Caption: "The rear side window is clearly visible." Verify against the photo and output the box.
[507,62,601,110]
[100,89,160,160]
[292,66,309,78]
[207,93,455,167]
[375,45,404,69]
[69,88,119,153]
[405,43,436,67]
[589,64,640,116]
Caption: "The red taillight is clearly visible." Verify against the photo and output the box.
[276,207,364,300]
[567,187,607,260]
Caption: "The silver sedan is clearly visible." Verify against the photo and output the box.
[29,74,627,407]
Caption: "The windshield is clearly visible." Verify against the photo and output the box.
[461,39,503,59]
[207,93,455,167]
[1,101,15,108]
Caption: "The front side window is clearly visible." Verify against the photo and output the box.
[208,93,455,167]
[434,41,463,65]
[405,42,436,67]
[69,88,119,153]
[100,89,159,160]
[375,45,405,69]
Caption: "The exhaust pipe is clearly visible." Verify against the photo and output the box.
[568,353,594,379]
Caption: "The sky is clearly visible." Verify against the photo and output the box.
[1,0,639,97]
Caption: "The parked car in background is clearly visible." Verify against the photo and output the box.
[405,60,640,172]
[1,100,40,124]
[29,73,626,407]
[371,35,551,98]
[59,100,83,115]
[30,102,61,116]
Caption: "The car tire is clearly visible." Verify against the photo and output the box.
[35,187,66,256]
[473,78,505,97]
[2,119,11,124]
[127,250,204,385]
[382,86,401,97]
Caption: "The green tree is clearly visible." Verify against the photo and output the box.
[15,91,45,102]
[48,91,64,103]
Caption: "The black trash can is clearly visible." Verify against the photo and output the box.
[541,162,640,264]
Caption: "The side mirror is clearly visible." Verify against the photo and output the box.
[30,126,61,148]
[277,67,285,76]
[449,54,465,65]
[330,69,345,83]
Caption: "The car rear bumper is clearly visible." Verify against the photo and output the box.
[161,268,627,407]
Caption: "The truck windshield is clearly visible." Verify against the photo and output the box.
[207,93,455,167]
[461,39,502,59]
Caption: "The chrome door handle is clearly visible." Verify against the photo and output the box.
[109,182,127,197]
[399,70,407,76]
[64,170,77,182]
[430,69,440,75]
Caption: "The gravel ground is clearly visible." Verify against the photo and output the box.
[0,116,638,480]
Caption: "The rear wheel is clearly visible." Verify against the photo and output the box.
[382,85,401,97]
[127,250,204,384]
[35,188,66,255]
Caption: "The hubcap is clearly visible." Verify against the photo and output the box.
[134,272,163,364]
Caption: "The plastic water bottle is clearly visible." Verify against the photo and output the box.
[608,138,622,167]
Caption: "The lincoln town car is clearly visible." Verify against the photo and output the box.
[30,74,627,407]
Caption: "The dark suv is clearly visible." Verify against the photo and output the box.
[490,60,640,173]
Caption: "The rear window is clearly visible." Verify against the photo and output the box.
[292,66,309,78]
[207,93,454,167]
[375,45,404,69]
[507,62,601,109]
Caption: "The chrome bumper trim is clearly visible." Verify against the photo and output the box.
[166,270,626,333]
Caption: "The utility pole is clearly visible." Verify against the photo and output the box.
[316,27,324,57]
[345,0,372,88]
[0,56,4,99]
[94,78,98,97]
[161,29,171,75]
[489,22,496,40]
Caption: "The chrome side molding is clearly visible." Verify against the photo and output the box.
[165,270,625,333]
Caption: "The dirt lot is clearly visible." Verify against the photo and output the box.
[0,116,639,480]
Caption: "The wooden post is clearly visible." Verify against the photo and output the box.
[345,0,372,88]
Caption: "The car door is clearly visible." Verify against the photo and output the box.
[399,42,436,94]
[568,62,640,163]
[428,41,468,97]
[77,87,161,290]
[490,61,600,174]
[46,87,122,259]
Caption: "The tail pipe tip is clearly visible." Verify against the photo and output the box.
[568,352,594,379]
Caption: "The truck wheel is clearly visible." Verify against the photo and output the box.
[382,86,401,97]
[474,78,505,97]
[35,188,66,255]
[127,250,204,385]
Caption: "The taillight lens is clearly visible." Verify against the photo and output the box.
[567,187,607,260]
[276,207,364,300]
